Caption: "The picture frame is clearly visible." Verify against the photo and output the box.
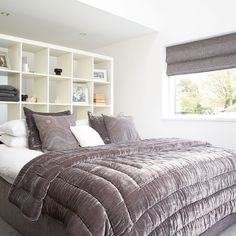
[73,83,89,104]
[94,69,107,82]
[0,52,9,69]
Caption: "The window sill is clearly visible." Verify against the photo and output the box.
[162,114,236,122]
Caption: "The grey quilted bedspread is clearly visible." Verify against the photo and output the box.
[9,139,236,236]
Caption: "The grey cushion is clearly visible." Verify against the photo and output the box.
[103,115,140,143]
[33,114,78,152]
[24,107,71,150]
[87,112,111,144]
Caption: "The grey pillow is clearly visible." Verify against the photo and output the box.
[88,112,111,144]
[33,114,78,152]
[23,107,71,150]
[103,115,140,144]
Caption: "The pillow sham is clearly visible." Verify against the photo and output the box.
[0,134,28,148]
[23,107,71,150]
[0,119,27,137]
[70,125,104,147]
[103,115,140,144]
[33,114,78,152]
[87,112,111,144]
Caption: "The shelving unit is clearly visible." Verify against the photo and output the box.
[0,33,113,124]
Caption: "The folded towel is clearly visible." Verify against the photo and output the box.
[0,96,19,102]
[0,92,18,97]
[0,85,18,92]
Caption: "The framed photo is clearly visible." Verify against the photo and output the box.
[94,69,107,82]
[0,52,9,69]
[73,83,89,104]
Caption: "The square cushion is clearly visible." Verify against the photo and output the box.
[33,114,78,152]
[24,107,71,150]
[87,112,111,144]
[103,115,140,144]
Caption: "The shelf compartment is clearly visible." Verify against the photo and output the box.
[73,105,92,120]
[22,75,48,103]
[22,44,49,74]
[0,39,21,71]
[49,77,71,104]
[93,83,111,106]
[49,104,72,113]
[72,81,93,105]
[93,106,111,116]
[49,49,72,77]
[0,74,21,99]
[0,103,20,123]
[21,104,48,117]
[73,54,93,79]
[94,57,112,82]
[22,72,48,79]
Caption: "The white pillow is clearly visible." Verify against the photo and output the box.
[0,120,27,137]
[0,134,28,148]
[70,125,104,147]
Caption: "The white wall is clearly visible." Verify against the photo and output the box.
[95,33,236,150]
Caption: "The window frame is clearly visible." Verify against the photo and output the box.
[162,71,236,122]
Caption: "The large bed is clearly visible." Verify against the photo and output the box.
[1,138,236,236]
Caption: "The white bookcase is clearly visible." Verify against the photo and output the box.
[0,34,113,124]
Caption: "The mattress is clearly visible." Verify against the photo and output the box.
[0,144,42,184]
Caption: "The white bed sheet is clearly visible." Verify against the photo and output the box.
[0,144,42,184]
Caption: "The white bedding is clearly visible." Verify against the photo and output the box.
[0,144,42,184]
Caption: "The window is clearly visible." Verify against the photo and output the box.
[169,68,236,117]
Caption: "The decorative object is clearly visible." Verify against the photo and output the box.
[22,57,30,72]
[54,68,62,75]
[22,63,30,72]
[0,52,9,69]
[21,94,28,102]
[73,83,89,104]
[94,93,106,105]
[26,96,37,103]
[94,69,107,81]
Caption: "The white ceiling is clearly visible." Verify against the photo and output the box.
[79,0,236,45]
[0,0,154,50]
[1,0,236,49]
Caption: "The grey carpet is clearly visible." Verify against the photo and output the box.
[0,217,235,236]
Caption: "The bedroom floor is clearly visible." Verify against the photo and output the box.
[0,218,236,236]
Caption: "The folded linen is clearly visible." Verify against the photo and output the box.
[0,85,18,92]
[0,90,17,95]
[0,91,17,97]
[0,96,19,102]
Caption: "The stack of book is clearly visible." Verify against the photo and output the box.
[94,94,106,105]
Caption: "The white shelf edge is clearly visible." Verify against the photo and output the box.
[73,103,93,107]
[21,102,48,105]
[22,72,48,78]
[49,103,71,106]
[49,75,72,80]
[0,101,20,104]
[93,104,111,107]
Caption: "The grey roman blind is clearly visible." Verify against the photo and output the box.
[166,33,236,76]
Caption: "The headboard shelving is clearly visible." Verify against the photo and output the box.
[0,34,113,124]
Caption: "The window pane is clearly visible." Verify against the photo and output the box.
[174,68,236,115]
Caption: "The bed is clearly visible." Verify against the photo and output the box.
[1,138,236,236]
